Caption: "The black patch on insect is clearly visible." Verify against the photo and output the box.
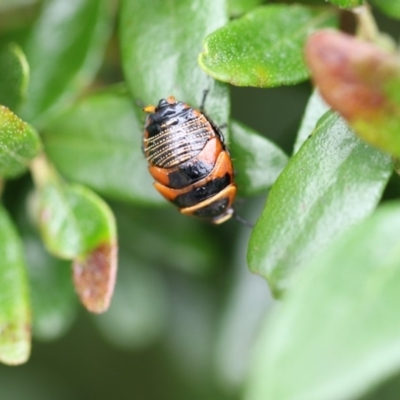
[172,174,231,208]
[168,161,215,189]
[194,198,230,219]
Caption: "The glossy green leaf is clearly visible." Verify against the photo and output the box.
[228,0,264,17]
[43,85,162,205]
[35,181,115,259]
[0,42,29,112]
[0,204,30,365]
[120,0,229,139]
[246,202,400,400]
[0,105,41,178]
[327,0,363,7]
[306,31,400,158]
[24,234,77,341]
[370,0,400,19]
[199,5,337,88]
[20,0,112,127]
[93,255,167,350]
[230,120,288,196]
[293,90,330,154]
[248,112,392,296]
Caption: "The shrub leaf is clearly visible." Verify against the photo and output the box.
[0,205,30,365]
[20,0,112,127]
[0,105,41,178]
[246,202,400,400]
[248,112,392,296]
[119,0,229,139]
[32,157,117,313]
[306,30,400,158]
[43,85,162,205]
[199,5,337,87]
[0,42,29,112]
[230,120,288,196]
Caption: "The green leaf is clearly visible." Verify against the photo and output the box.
[35,182,115,259]
[293,90,330,154]
[227,0,264,17]
[43,85,162,205]
[0,105,41,178]
[0,204,30,365]
[248,112,392,296]
[199,5,337,88]
[306,30,400,158]
[93,255,167,350]
[327,0,363,7]
[31,156,117,313]
[0,43,29,112]
[120,0,229,139]
[230,120,288,196]
[24,235,77,341]
[19,0,112,127]
[245,201,400,400]
[370,0,400,19]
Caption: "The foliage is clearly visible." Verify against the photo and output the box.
[0,1,400,400]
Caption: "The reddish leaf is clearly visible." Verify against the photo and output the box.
[72,242,117,314]
[305,30,400,156]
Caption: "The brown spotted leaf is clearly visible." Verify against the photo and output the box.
[32,157,118,313]
[305,30,400,157]
[73,242,117,314]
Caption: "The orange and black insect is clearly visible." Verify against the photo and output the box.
[142,94,236,224]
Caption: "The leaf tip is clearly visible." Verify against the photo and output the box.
[0,322,31,365]
[73,241,118,314]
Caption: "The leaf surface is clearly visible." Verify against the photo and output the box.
[43,86,161,205]
[246,202,400,400]
[0,105,41,178]
[306,30,400,157]
[0,42,29,112]
[248,112,392,296]
[20,0,112,126]
[0,205,30,365]
[199,5,337,87]
[32,157,117,313]
[230,120,288,196]
[120,0,229,139]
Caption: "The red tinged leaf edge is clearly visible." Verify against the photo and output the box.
[305,30,400,154]
[72,241,118,314]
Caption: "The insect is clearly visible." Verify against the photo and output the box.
[142,94,237,224]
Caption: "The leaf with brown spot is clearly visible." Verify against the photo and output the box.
[31,157,118,313]
[73,242,117,314]
[305,30,400,157]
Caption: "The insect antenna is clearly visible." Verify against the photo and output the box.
[233,212,254,228]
